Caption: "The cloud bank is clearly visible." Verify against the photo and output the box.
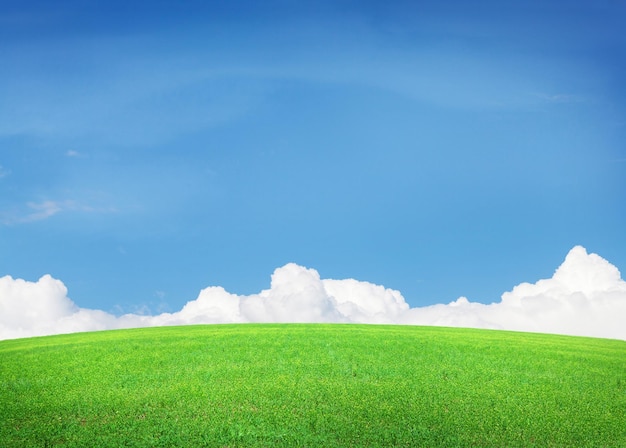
[1,246,625,341]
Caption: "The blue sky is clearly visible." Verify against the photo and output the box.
[1,0,625,316]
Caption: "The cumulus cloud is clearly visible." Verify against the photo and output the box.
[1,246,625,341]
[0,275,118,339]
[400,246,626,340]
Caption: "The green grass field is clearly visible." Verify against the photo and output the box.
[1,324,624,447]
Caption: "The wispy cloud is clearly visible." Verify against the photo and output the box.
[1,199,117,225]
[13,200,63,223]
[1,246,624,341]
[0,15,595,148]
[534,92,586,104]
[0,165,10,178]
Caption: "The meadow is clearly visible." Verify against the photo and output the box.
[1,324,624,447]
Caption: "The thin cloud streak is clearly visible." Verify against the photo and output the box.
[1,199,117,225]
[1,200,64,224]
[1,246,624,341]
[0,16,595,147]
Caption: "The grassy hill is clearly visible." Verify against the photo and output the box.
[1,324,624,447]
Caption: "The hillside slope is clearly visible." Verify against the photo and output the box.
[1,324,624,447]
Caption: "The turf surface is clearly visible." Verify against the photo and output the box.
[1,324,624,447]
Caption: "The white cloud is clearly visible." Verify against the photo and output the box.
[399,246,626,340]
[1,246,625,341]
[534,93,586,104]
[4,201,64,224]
[1,201,63,225]
[1,199,118,225]
[0,165,10,178]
